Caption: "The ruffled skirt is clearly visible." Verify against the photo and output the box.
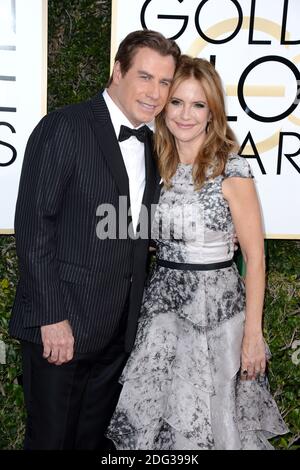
[107,265,288,450]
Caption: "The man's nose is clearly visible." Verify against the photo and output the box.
[147,81,160,100]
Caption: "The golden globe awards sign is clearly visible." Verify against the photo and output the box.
[0,0,47,233]
[112,0,300,238]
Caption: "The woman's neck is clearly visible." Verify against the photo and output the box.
[176,140,198,165]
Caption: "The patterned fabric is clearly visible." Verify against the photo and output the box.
[107,154,288,449]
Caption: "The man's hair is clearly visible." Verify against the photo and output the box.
[107,30,181,86]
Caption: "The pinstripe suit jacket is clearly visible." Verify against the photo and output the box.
[9,93,160,353]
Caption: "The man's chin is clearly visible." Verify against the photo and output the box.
[135,105,162,123]
[138,112,157,124]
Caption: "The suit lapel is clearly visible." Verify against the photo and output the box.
[89,93,160,233]
[142,131,160,210]
[138,132,160,237]
[89,93,130,198]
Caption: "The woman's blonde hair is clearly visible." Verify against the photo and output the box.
[155,55,238,188]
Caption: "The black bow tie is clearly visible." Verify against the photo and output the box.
[118,124,149,143]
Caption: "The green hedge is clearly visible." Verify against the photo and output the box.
[0,236,24,449]
[264,241,300,449]
[0,0,299,450]
[48,0,111,111]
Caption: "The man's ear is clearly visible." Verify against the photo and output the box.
[112,61,122,85]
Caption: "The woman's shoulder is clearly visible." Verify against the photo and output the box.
[224,154,254,179]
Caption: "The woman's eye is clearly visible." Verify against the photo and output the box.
[194,102,205,108]
[170,99,181,106]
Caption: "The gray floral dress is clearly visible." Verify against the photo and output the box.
[107,154,288,450]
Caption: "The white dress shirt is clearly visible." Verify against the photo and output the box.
[103,89,148,234]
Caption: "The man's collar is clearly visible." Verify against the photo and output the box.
[103,89,154,138]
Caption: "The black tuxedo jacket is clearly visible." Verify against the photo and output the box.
[9,93,160,353]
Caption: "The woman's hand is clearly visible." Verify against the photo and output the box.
[241,332,266,380]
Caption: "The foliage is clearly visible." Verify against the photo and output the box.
[0,0,299,450]
[0,236,24,449]
[265,241,300,449]
[48,0,111,111]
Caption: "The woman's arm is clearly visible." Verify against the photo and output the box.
[222,177,266,380]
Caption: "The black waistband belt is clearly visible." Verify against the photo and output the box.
[156,259,233,271]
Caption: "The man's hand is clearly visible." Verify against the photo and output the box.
[41,320,74,365]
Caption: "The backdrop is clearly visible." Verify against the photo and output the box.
[112,0,300,238]
[0,0,47,233]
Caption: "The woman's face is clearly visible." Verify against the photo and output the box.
[165,77,211,148]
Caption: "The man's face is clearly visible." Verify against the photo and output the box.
[110,47,176,127]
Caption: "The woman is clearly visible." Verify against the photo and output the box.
[107,56,288,450]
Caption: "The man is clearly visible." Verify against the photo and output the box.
[9,30,180,449]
